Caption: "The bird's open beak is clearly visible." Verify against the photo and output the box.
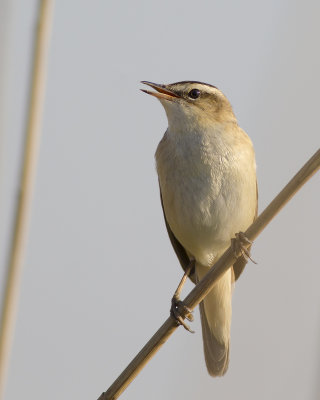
[140,81,180,101]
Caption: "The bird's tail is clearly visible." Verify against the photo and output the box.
[196,263,232,376]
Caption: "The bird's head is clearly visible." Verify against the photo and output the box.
[141,81,236,131]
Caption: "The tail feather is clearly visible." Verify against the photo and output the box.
[196,264,232,376]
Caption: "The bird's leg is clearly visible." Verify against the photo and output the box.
[231,231,257,264]
[170,260,195,333]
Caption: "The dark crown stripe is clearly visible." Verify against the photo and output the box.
[169,81,218,89]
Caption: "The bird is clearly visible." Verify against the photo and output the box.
[141,81,257,377]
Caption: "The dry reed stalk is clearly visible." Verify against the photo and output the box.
[98,148,320,400]
[0,2,54,398]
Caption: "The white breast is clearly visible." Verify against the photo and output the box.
[156,123,257,267]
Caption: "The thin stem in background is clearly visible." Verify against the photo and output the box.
[0,1,54,398]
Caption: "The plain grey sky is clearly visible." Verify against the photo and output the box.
[0,1,320,399]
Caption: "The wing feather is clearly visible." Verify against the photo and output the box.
[159,187,196,284]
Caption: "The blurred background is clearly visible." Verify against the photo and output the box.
[0,1,319,399]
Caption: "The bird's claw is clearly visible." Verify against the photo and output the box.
[232,231,257,264]
[170,294,194,333]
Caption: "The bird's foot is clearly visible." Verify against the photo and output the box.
[170,260,195,333]
[231,231,257,264]
[170,294,194,333]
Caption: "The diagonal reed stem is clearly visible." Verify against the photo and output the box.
[98,148,320,400]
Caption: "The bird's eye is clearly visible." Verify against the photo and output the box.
[188,88,201,99]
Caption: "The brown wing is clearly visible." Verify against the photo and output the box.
[160,188,196,284]
[232,179,258,281]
